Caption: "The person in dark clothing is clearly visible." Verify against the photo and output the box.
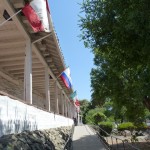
[73,117,77,126]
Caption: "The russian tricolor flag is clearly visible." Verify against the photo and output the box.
[22,0,50,32]
[60,67,72,89]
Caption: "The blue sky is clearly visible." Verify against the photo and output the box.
[48,0,94,101]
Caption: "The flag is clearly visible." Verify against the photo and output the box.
[70,91,77,99]
[22,0,50,32]
[75,99,80,107]
[60,67,72,89]
[74,98,80,113]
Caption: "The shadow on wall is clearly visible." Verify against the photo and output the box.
[0,95,74,137]
[0,119,38,137]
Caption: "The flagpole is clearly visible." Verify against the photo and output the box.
[56,66,69,79]
[0,9,22,27]
[32,32,53,44]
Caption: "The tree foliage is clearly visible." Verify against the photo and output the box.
[85,107,105,124]
[80,0,150,122]
[79,99,92,123]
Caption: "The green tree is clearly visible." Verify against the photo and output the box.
[79,99,92,123]
[85,107,105,124]
[80,0,150,122]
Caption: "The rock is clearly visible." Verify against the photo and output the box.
[123,130,131,136]
[0,126,73,150]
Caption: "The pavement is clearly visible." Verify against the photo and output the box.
[72,125,107,150]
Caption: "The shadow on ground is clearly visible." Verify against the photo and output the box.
[73,134,108,150]
[110,141,150,150]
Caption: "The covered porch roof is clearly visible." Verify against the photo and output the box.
[0,0,73,104]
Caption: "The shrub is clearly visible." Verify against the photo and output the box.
[135,123,148,131]
[118,122,135,131]
[92,112,106,124]
[98,121,113,136]
[85,107,104,124]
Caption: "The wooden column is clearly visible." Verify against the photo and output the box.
[68,101,70,118]
[65,96,68,117]
[45,67,50,111]
[70,103,73,119]
[69,102,72,118]
[54,81,59,114]
[24,40,32,104]
[61,90,64,116]
[64,94,66,116]
[67,99,69,117]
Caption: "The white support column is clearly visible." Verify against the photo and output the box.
[54,81,59,114]
[45,67,50,111]
[67,98,70,118]
[68,101,71,118]
[65,97,68,117]
[61,90,64,116]
[74,106,77,119]
[71,103,73,119]
[67,101,70,118]
[70,102,72,118]
[24,40,32,104]
[63,95,66,116]
[78,113,80,125]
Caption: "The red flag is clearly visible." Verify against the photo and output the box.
[75,99,80,107]
[22,4,44,32]
[22,0,50,32]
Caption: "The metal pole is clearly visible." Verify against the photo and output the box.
[32,32,52,44]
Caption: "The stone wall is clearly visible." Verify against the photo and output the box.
[0,126,73,150]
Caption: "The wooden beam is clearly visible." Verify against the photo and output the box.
[0,53,24,60]
[0,56,24,62]
[32,80,45,83]
[0,49,25,56]
[0,30,23,39]
[1,0,29,39]
[12,0,25,8]
[0,40,25,49]
[17,73,44,78]
[10,68,44,74]
[3,65,24,71]
[33,83,44,86]
[0,70,19,85]
[0,55,37,62]
[3,64,43,71]
[0,60,40,67]
[33,85,44,88]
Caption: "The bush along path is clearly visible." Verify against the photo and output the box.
[92,124,150,150]
[0,126,73,150]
